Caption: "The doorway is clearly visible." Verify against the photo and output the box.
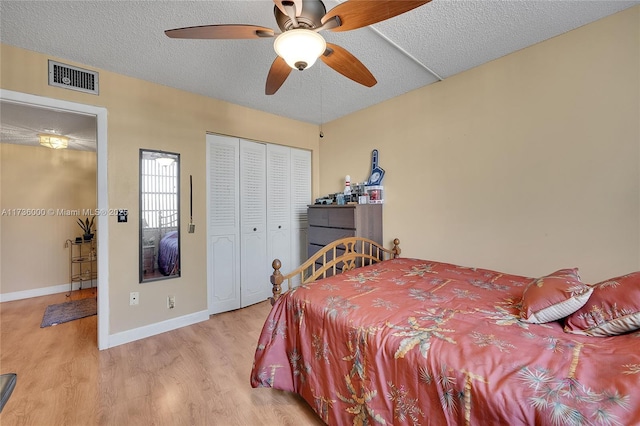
[0,89,109,349]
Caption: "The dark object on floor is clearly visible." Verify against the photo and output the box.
[40,298,97,328]
[0,373,17,413]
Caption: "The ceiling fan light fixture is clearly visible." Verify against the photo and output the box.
[274,29,326,71]
[38,133,69,149]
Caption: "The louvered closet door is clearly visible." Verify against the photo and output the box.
[239,139,269,307]
[206,134,241,314]
[290,148,312,283]
[267,144,292,273]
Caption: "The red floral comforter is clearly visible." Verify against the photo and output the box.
[250,258,640,425]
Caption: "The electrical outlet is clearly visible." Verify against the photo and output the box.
[167,295,175,309]
[130,291,139,306]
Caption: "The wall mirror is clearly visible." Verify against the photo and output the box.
[139,149,180,282]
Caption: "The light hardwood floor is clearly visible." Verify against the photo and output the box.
[0,289,324,425]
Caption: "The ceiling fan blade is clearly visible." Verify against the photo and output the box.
[165,24,275,39]
[274,0,303,17]
[266,56,292,95]
[320,43,376,87]
[321,0,432,32]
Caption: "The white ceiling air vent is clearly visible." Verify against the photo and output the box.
[48,60,99,95]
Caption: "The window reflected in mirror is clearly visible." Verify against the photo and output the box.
[139,149,180,282]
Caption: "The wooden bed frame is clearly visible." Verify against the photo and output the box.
[269,237,401,304]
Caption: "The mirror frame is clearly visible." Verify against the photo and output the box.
[139,149,181,283]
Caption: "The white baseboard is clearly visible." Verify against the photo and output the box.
[1,283,209,349]
[0,282,87,303]
[107,310,210,348]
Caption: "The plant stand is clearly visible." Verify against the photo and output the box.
[65,239,97,296]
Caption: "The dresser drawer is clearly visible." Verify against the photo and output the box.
[308,226,355,246]
[308,206,356,229]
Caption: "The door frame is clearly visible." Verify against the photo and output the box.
[0,89,109,350]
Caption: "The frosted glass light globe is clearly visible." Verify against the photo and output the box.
[274,29,326,71]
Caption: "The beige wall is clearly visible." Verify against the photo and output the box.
[0,144,97,293]
[1,43,320,334]
[2,6,638,337]
[320,6,640,283]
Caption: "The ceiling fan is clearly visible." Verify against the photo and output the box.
[165,0,432,95]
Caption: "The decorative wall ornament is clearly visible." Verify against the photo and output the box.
[367,149,385,185]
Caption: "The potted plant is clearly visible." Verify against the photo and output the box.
[77,216,95,241]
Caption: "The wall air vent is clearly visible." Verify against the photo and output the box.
[48,60,99,95]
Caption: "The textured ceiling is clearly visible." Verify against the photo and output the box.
[1,0,638,127]
[0,100,97,151]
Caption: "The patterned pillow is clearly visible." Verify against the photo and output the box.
[564,271,640,336]
[520,268,593,324]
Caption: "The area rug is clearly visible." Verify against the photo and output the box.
[40,297,97,328]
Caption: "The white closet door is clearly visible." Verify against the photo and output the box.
[206,134,241,314]
[267,144,292,273]
[239,139,269,307]
[290,148,312,283]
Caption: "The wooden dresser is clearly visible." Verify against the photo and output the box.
[307,204,383,259]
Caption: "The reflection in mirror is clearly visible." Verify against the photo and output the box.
[139,149,180,282]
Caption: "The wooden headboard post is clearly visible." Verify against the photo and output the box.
[392,238,401,258]
[269,259,283,306]
[269,237,400,305]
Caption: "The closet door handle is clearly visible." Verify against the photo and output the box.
[253,227,257,231]
[278,225,282,229]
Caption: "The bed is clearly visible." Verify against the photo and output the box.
[158,230,179,276]
[155,210,179,276]
[250,237,640,425]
